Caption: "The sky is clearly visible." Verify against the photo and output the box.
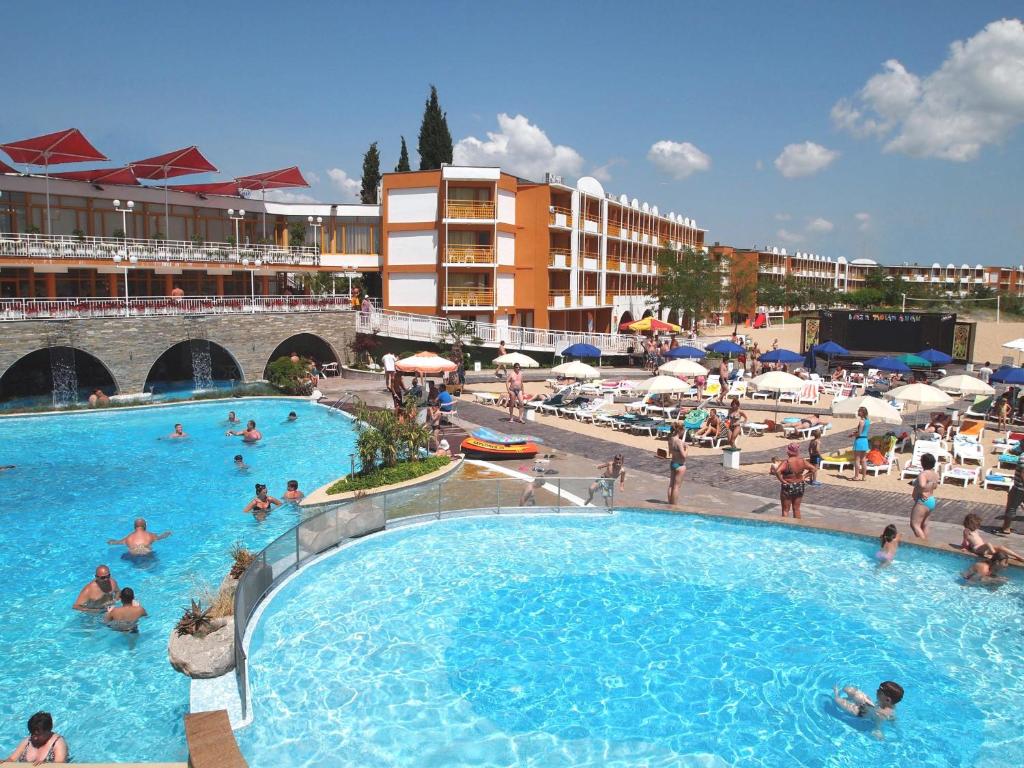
[3,1,1023,265]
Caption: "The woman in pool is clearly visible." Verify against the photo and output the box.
[849,406,870,481]
[226,411,241,425]
[876,524,900,565]
[228,420,262,443]
[243,484,282,518]
[910,453,939,539]
[5,711,68,763]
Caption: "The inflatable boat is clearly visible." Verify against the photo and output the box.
[460,436,540,460]
[472,426,543,445]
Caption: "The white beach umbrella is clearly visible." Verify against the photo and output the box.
[658,359,708,377]
[932,374,995,397]
[1002,338,1024,351]
[887,382,953,428]
[551,360,600,379]
[493,352,539,368]
[831,395,903,426]
[750,371,804,422]
[634,375,691,395]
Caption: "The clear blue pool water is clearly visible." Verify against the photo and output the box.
[0,398,357,763]
[240,512,1024,768]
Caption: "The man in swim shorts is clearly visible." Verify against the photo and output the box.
[72,565,120,611]
[106,518,172,556]
[103,587,147,632]
[506,363,525,423]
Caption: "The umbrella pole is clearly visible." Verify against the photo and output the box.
[44,154,51,235]
[261,187,267,240]
[164,168,169,234]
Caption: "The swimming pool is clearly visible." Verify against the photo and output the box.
[0,398,357,762]
[239,511,1022,767]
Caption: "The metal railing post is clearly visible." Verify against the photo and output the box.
[496,478,500,513]
[557,479,562,512]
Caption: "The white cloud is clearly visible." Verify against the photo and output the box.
[453,113,584,181]
[326,168,360,202]
[647,140,712,179]
[855,212,872,231]
[259,189,319,203]
[305,170,321,185]
[832,19,1024,161]
[774,212,791,221]
[774,141,840,178]
[806,217,834,233]
[776,228,805,244]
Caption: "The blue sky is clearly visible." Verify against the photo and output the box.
[3,2,1022,264]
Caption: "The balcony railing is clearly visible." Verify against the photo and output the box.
[444,244,495,265]
[0,294,360,321]
[0,232,319,266]
[548,207,573,227]
[444,287,494,307]
[549,248,571,268]
[445,200,495,219]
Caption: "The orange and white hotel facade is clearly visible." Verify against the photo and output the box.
[380,166,705,335]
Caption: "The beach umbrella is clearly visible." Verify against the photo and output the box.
[561,342,601,358]
[706,339,745,356]
[659,359,708,377]
[932,374,994,397]
[895,353,931,368]
[665,345,706,359]
[1002,339,1024,351]
[623,316,681,333]
[493,352,538,368]
[813,340,849,357]
[864,356,911,373]
[236,166,311,238]
[918,348,952,365]
[634,375,690,395]
[759,348,804,364]
[831,395,903,426]
[551,360,600,379]
[395,351,457,374]
[887,382,953,428]
[751,371,804,422]
[130,146,218,230]
[991,366,1024,385]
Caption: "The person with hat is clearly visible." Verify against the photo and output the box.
[770,443,816,519]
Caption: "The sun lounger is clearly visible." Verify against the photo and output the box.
[820,451,854,472]
[983,471,1014,490]
[992,431,1024,454]
[696,432,728,448]
[965,395,994,421]
[629,418,668,436]
[941,464,980,486]
[865,439,899,476]
[952,439,985,467]
[901,440,950,480]
[741,421,768,436]
[998,452,1021,469]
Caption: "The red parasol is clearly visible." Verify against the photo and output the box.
[131,146,217,226]
[52,166,140,185]
[165,181,242,196]
[236,166,310,237]
[0,159,15,174]
[0,128,107,233]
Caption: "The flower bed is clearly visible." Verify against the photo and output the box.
[326,456,450,495]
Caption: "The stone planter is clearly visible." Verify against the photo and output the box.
[168,617,234,679]
[722,447,741,470]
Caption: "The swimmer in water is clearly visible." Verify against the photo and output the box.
[875,524,900,565]
[243,483,282,519]
[286,411,298,422]
[233,454,249,472]
[227,419,262,442]
[833,681,903,739]
[283,479,304,501]
[963,551,1011,586]
[227,410,241,424]
[72,565,120,612]
[106,518,172,556]
[103,587,147,633]
[168,423,187,439]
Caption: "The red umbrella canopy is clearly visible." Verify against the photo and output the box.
[0,128,107,166]
[166,181,242,196]
[130,146,217,180]
[52,166,139,185]
[235,166,309,190]
[0,159,15,173]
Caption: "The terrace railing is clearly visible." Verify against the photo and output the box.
[0,231,319,266]
[232,473,612,719]
[0,294,357,320]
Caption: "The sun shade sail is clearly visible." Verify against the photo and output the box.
[52,166,139,185]
[235,166,309,190]
[0,128,107,165]
[130,146,217,180]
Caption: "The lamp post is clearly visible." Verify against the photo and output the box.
[307,215,322,254]
[227,207,246,258]
[112,254,138,316]
[241,257,263,313]
[113,199,134,243]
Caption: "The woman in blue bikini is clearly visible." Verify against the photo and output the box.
[850,406,871,481]
[910,453,939,539]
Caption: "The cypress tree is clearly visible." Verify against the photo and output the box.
[417,85,453,170]
[395,136,411,172]
[360,142,381,204]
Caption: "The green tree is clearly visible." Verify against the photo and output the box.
[725,256,758,321]
[757,277,786,309]
[287,221,306,247]
[395,136,411,172]
[417,85,453,170]
[654,247,724,329]
[782,275,808,311]
[360,142,381,204]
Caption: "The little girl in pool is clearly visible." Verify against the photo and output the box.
[876,524,900,565]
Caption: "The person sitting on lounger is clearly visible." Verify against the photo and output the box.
[694,410,720,441]
[798,414,831,430]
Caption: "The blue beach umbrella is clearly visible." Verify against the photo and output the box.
[759,348,804,364]
[991,366,1024,384]
[864,356,911,373]
[706,340,745,356]
[813,340,849,357]
[918,348,953,365]
[561,343,601,359]
[665,345,706,359]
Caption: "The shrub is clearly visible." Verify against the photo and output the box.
[326,456,450,494]
[352,403,431,470]
[265,355,310,394]
[175,598,214,638]
[228,543,256,580]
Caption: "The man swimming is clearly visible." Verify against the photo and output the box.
[283,479,304,501]
[72,565,120,611]
[103,587,148,632]
[168,423,187,439]
[227,419,262,442]
[106,518,172,556]
[233,454,249,472]
[286,411,298,422]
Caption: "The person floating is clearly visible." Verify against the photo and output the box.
[168,423,187,439]
[586,454,626,506]
[227,419,262,442]
[5,711,68,764]
[833,681,903,738]
[107,518,172,556]
[72,565,119,612]
[283,479,304,501]
[963,551,1011,586]
[103,586,148,633]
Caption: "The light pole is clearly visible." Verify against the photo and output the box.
[113,199,135,243]
[227,208,246,258]
[307,215,322,254]
[112,254,138,316]
[241,257,263,312]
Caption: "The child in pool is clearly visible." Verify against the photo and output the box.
[875,524,900,565]
[833,681,903,738]
[963,551,1011,586]
[961,514,1024,563]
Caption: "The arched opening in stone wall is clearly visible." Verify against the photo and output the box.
[641,308,654,319]
[263,333,340,377]
[144,340,243,397]
[0,347,117,409]
[666,309,680,327]
[617,311,634,330]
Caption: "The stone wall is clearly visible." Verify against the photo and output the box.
[0,311,356,395]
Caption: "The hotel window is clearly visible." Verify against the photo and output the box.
[448,187,490,201]
[345,224,372,254]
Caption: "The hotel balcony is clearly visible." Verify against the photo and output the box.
[444,199,495,221]
[444,286,495,309]
[444,243,495,266]
[549,207,573,228]
[607,223,621,238]
[581,252,599,271]
[607,258,624,272]
[549,249,571,269]
[548,289,571,309]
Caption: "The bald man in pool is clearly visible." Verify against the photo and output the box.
[106,518,172,556]
[72,564,120,611]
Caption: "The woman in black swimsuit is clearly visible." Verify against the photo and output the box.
[243,483,283,520]
[6,711,68,763]
[773,443,814,519]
